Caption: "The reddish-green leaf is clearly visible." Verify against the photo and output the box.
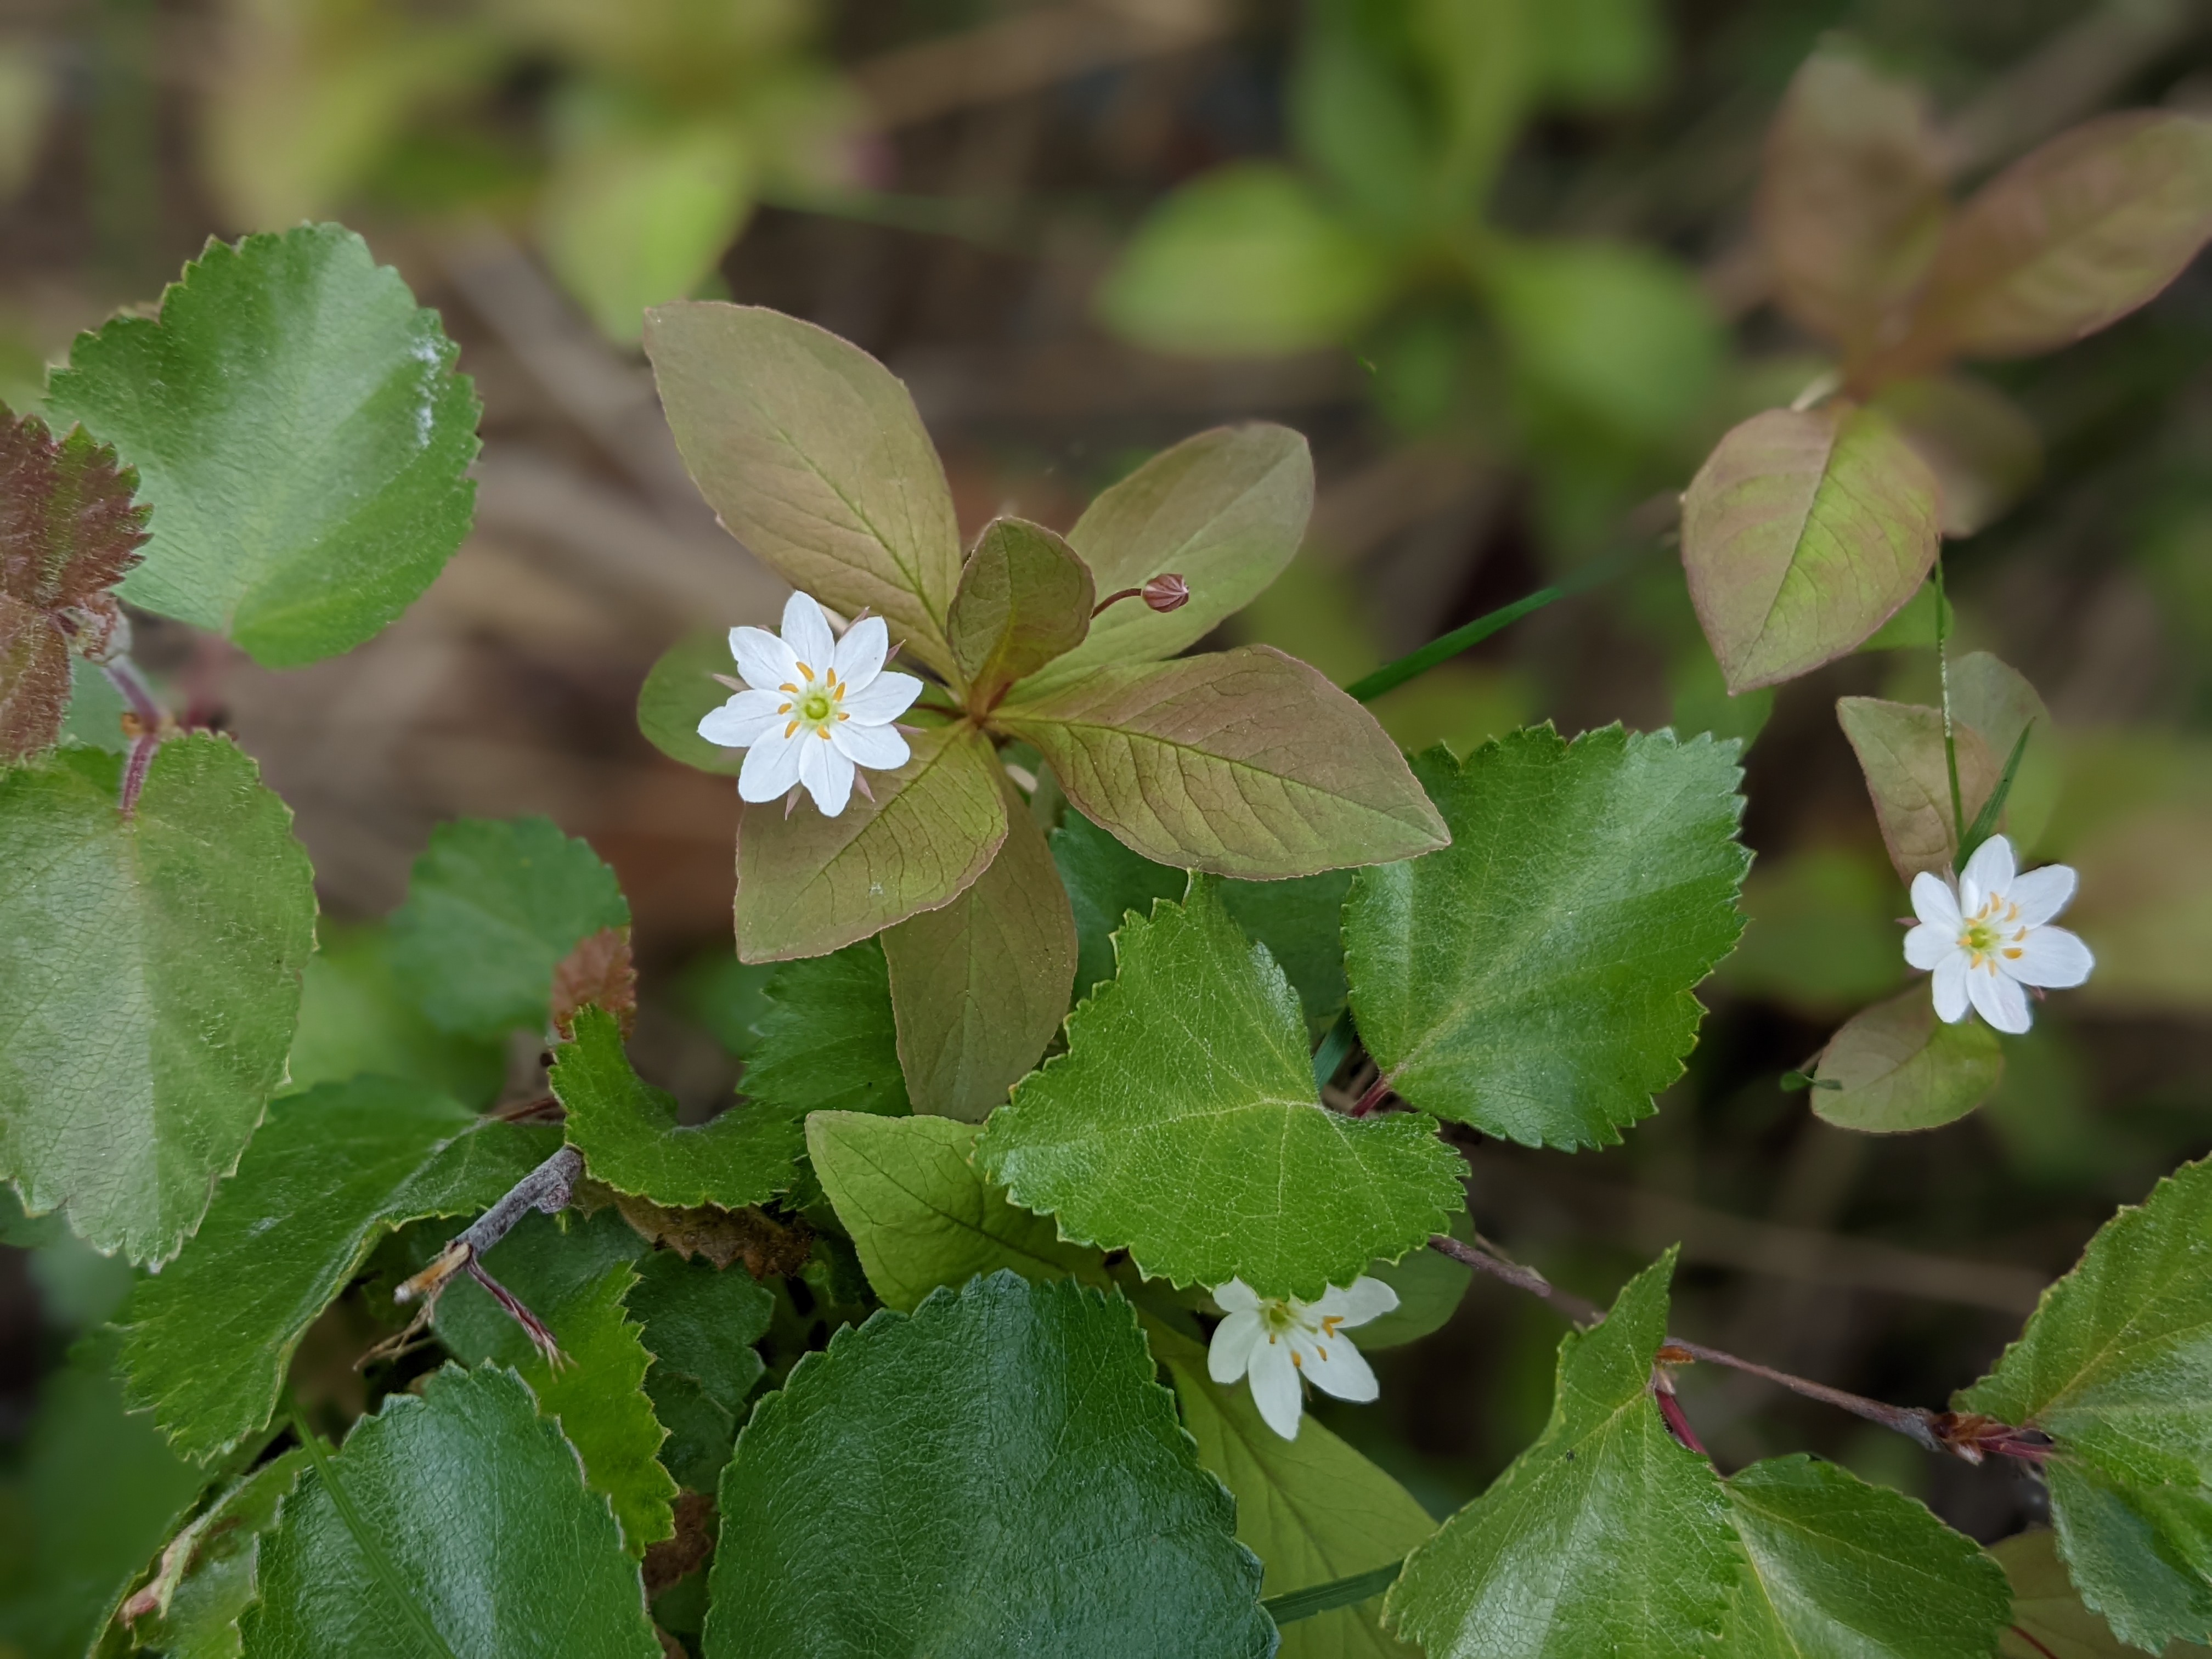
[1837,696,2002,884]
[946,516,1092,709]
[1810,986,2005,1133]
[1871,376,2043,538]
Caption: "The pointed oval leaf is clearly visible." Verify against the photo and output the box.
[1837,697,2002,884]
[1958,1156,2212,1652]
[733,721,1008,962]
[637,626,746,776]
[1345,730,1748,1151]
[1896,112,2212,366]
[241,1364,663,1658]
[996,646,1447,879]
[975,881,1464,1300]
[704,1272,1276,1659]
[1809,986,2005,1133]
[0,735,317,1264]
[1682,402,1941,693]
[46,225,481,667]
[1032,423,1313,690]
[644,301,963,676]
[946,516,1093,708]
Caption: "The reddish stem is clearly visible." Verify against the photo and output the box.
[2008,1626,2062,1659]
[1655,1383,1707,1454]
[1350,1075,1393,1117]
[119,730,159,820]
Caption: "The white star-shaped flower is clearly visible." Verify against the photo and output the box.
[698,591,924,817]
[1207,1276,1398,1441]
[1904,834,2094,1034]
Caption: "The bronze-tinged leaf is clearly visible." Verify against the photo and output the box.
[596,1186,814,1278]
[0,408,149,609]
[552,926,639,1040]
[1871,375,2042,538]
[1836,696,2000,884]
[732,722,1008,962]
[1891,111,2212,369]
[995,646,1448,878]
[0,592,70,760]
[1681,402,1940,692]
[1758,47,1948,364]
[1810,986,2004,1133]
[946,517,1093,711]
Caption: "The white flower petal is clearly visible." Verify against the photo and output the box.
[698,689,787,749]
[782,591,836,675]
[731,625,798,693]
[1962,835,2016,909]
[832,615,889,690]
[2004,926,2094,989]
[831,719,910,772]
[840,671,924,725]
[738,725,804,803]
[1248,1339,1304,1440]
[2006,865,2078,928]
[1207,1311,1263,1385]
[1213,1279,1260,1316]
[1968,962,2032,1033]
[800,731,854,817]
[1302,1334,1379,1404]
[1903,922,1953,972]
[1909,871,1961,932]
[1932,952,1971,1023]
[1316,1278,1400,1328]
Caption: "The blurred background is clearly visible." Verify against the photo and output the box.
[3,0,2211,1622]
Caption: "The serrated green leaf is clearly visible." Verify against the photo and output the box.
[644,301,964,677]
[119,1078,558,1462]
[1722,1454,2011,1658]
[0,733,317,1264]
[1837,697,2002,884]
[126,1451,306,1659]
[996,646,1448,879]
[740,937,909,1115]
[241,1364,663,1657]
[1385,1253,1738,1659]
[1346,729,1748,1150]
[946,515,1093,707]
[705,1272,1275,1658]
[1035,423,1313,691]
[388,814,629,1039]
[733,720,1007,961]
[1682,402,1941,692]
[637,626,746,776]
[46,225,479,667]
[1153,1318,1433,1659]
[1050,806,1187,999]
[284,922,504,1107]
[882,777,1076,1120]
[976,881,1464,1299]
[628,1247,770,1424]
[1221,868,1355,1035]
[1810,986,2005,1133]
[1995,1529,2212,1659]
[1958,1156,2212,1651]
[808,1112,1110,1312]
[555,1005,808,1211]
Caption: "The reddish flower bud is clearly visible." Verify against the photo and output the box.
[1142,573,1190,613]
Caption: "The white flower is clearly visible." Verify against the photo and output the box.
[697,591,924,817]
[1904,834,2094,1035]
[1207,1276,1398,1441]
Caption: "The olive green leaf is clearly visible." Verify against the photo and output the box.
[1682,402,1941,692]
[46,225,479,667]
[1837,697,2001,884]
[0,736,317,1265]
[284,922,505,1108]
[1994,1528,2212,1659]
[644,301,964,676]
[1809,986,2005,1133]
[705,1273,1276,1658]
[977,881,1464,1300]
[1345,730,1748,1151]
[637,626,746,777]
[996,646,1447,879]
[945,516,1093,709]
[734,721,1008,962]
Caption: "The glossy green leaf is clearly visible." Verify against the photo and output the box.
[1037,423,1314,690]
[808,1112,1109,1312]
[733,720,1007,961]
[883,777,1075,1120]
[1871,376,2043,539]
[1994,1528,2212,1659]
[1682,402,1942,692]
[46,225,479,667]
[1810,987,2005,1133]
[126,1452,306,1659]
[946,515,1093,707]
[555,1006,808,1211]
[1153,1319,1433,1659]
[705,1272,1275,1658]
[997,646,1448,879]
[241,1364,663,1657]
[628,1248,770,1494]
[644,301,964,676]
[741,938,909,1116]
[1096,163,1396,358]
[1220,869,1355,1035]
[637,626,746,777]
[388,814,629,1039]
[977,881,1463,1299]
[1345,729,1748,1150]
[1958,1156,2212,1651]
[119,1078,558,1462]
[1837,697,2001,884]
[1897,113,2212,366]
[1722,1454,2011,1658]
[1385,1254,1737,1659]
[284,922,504,1107]
[0,735,317,1264]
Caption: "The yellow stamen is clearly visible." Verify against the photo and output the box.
[795,661,813,678]
[779,682,798,694]
[838,711,850,721]
[777,703,792,714]
[1290,1350,1302,1369]
[784,721,798,738]
[817,727,832,740]
[2004,947,2023,958]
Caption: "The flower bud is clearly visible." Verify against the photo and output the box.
[1142,573,1190,613]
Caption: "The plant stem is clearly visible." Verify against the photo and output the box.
[287,1403,461,1659]
[1933,557,1966,860]
[101,653,163,727]
[394,1146,582,1318]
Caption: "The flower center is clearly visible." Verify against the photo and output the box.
[1957,896,2027,969]
[798,688,836,725]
